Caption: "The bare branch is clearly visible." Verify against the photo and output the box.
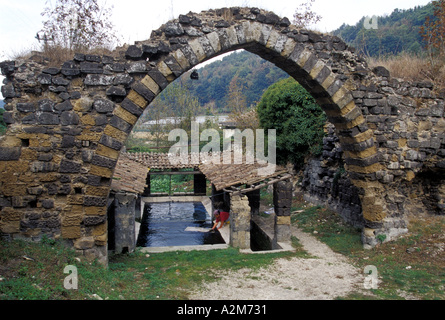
[39,0,121,53]
[293,0,322,29]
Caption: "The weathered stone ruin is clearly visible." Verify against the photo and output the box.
[1,7,444,263]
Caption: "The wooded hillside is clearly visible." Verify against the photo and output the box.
[150,50,288,117]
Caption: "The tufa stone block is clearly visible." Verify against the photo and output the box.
[59,159,82,173]
[0,147,21,161]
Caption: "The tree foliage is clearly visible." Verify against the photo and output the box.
[228,75,248,115]
[40,0,120,52]
[0,108,6,136]
[257,77,326,167]
[161,50,288,113]
[421,0,445,58]
[149,74,201,134]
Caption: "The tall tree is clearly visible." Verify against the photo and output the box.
[40,0,120,52]
[146,99,175,148]
[421,0,445,59]
[257,77,326,167]
[228,75,247,115]
[157,74,200,133]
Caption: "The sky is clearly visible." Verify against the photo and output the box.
[0,0,433,96]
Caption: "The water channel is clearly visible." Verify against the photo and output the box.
[136,202,225,248]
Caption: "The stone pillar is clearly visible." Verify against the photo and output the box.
[229,194,251,249]
[246,188,260,216]
[273,180,293,243]
[112,192,137,254]
[194,173,207,195]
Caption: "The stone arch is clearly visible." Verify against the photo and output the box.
[1,7,444,263]
[111,9,384,237]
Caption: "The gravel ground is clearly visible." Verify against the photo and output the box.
[189,225,365,300]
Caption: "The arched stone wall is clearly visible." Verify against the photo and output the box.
[1,7,444,263]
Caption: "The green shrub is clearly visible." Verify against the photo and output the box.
[257,77,326,167]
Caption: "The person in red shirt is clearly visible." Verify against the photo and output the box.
[211,209,230,231]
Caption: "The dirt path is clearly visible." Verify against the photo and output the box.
[189,225,365,300]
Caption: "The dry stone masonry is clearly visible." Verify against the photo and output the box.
[301,124,364,229]
[1,7,444,263]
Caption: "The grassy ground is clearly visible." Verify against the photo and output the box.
[0,236,306,300]
[290,199,445,300]
[0,197,443,300]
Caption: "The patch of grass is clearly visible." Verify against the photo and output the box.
[0,238,80,300]
[292,201,445,300]
[109,247,298,300]
[290,236,314,259]
[2,197,443,301]
[259,188,274,208]
[292,204,363,255]
[0,238,296,300]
